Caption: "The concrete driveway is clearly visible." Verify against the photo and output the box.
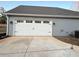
[0,36,79,57]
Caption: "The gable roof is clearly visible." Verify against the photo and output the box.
[5,5,79,17]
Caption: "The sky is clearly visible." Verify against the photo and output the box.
[0,1,74,11]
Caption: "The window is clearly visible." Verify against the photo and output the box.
[17,20,23,23]
[43,21,49,23]
[35,21,41,23]
[26,20,32,23]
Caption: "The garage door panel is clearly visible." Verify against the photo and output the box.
[33,22,52,36]
[14,19,52,36]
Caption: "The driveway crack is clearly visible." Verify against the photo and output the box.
[24,37,33,57]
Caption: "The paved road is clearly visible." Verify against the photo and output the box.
[0,37,79,57]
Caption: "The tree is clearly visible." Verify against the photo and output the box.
[0,7,6,24]
[0,14,7,24]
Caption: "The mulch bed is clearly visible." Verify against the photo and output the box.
[55,36,79,46]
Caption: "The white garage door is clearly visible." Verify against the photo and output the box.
[14,19,52,36]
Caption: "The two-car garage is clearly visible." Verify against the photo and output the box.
[8,16,79,37]
[9,17,52,36]
[6,5,79,37]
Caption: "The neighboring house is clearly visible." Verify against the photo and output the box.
[0,7,5,16]
[5,5,79,36]
[0,7,5,13]
[0,7,4,17]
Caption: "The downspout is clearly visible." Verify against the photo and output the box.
[6,15,9,36]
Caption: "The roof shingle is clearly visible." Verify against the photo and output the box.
[6,5,79,16]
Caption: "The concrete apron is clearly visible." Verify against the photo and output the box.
[0,36,78,57]
[27,37,71,51]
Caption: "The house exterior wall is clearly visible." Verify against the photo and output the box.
[8,16,14,36]
[52,18,79,36]
[8,16,79,36]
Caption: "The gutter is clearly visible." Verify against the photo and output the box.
[4,13,79,18]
